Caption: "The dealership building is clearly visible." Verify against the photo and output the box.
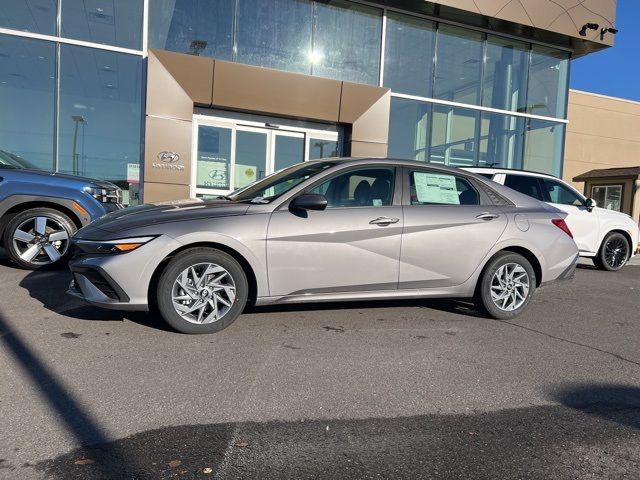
[0,0,620,205]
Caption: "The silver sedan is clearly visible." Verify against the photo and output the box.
[68,159,579,334]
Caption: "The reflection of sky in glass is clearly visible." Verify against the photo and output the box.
[0,0,57,35]
[57,45,143,187]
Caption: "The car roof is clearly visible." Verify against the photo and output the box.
[319,157,484,176]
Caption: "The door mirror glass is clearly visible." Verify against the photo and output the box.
[585,197,596,211]
[290,193,328,211]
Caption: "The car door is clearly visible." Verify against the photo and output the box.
[539,177,599,253]
[266,166,403,296]
[399,168,507,288]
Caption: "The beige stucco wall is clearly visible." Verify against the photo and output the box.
[563,90,640,191]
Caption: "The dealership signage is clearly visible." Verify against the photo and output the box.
[152,151,185,171]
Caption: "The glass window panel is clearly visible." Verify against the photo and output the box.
[526,45,569,118]
[196,125,232,190]
[483,35,529,112]
[387,97,431,161]
[313,0,382,85]
[541,178,584,206]
[0,0,57,35]
[57,45,143,205]
[383,12,435,97]
[504,174,544,201]
[478,112,524,169]
[149,0,234,59]
[409,171,479,206]
[236,0,312,75]
[61,0,143,50]
[308,138,338,159]
[522,119,564,176]
[274,135,304,171]
[235,130,268,189]
[0,35,55,171]
[430,105,479,166]
[591,185,622,212]
[433,25,483,105]
[309,167,394,207]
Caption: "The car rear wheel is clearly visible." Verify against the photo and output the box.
[155,248,248,334]
[593,232,629,272]
[475,252,536,320]
[4,207,76,270]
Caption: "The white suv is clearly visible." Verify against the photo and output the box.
[463,167,639,271]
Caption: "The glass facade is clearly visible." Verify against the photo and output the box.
[1,0,574,201]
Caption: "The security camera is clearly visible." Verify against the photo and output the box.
[600,27,619,40]
[579,23,599,36]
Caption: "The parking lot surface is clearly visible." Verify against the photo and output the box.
[1,251,640,479]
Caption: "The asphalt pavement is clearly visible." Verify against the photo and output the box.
[1,250,639,479]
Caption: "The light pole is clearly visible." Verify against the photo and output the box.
[71,115,86,175]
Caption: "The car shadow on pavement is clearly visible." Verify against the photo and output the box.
[18,268,174,332]
[552,384,640,430]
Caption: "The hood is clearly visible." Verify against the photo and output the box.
[8,167,118,189]
[595,206,633,222]
[77,198,250,236]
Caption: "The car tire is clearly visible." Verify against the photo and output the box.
[593,232,630,272]
[155,247,248,334]
[4,207,77,270]
[474,252,536,320]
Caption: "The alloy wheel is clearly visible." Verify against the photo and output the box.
[12,216,71,266]
[490,262,530,312]
[171,262,236,325]
[604,237,628,269]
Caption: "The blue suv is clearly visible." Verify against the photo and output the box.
[0,151,123,269]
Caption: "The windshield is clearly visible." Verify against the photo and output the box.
[0,150,38,169]
[229,161,337,203]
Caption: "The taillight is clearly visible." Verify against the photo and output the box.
[552,218,573,238]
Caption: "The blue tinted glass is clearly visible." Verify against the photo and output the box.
[0,35,55,170]
[61,0,143,50]
[430,104,479,166]
[313,0,382,85]
[149,0,234,59]
[274,135,304,171]
[478,112,524,168]
[523,119,564,176]
[0,0,57,35]
[197,126,232,190]
[57,45,143,205]
[388,97,431,161]
[433,24,484,105]
[383,12,435,97]
[526,46,569,118]
[236,0,313,74]
[483,35,529,112]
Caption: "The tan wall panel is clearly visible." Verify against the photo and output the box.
[143,182,192,203]
[339,82,388,124]
[564,90,640,190]
[143,116,193,186]
[350,90,391,145]
[151,49,214,106]
[146,52,193,121]
[212,61,342,122]
[349,141,388,158]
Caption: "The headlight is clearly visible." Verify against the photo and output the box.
[74,236,156,254]
[85,186,122,203]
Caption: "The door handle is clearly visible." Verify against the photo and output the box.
[369,217,399,226]
[476,212,500,221]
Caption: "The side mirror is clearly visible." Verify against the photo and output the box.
[290,193,327,211]
[585,198,596,212]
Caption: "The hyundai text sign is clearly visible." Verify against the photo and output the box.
[153,151,185,171]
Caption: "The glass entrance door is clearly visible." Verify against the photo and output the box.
[192,116,339,197]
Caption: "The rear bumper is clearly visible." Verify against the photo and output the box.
[541,253,578,288]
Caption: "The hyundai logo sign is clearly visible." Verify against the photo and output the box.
[157,151,180,163]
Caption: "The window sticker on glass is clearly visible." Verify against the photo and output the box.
[413,172,460,204]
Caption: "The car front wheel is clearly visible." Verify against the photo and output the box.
[593,232,630,272]
[155,247,248,334]
[4,207,76,270]
[475,252,536,320]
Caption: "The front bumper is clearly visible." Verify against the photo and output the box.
[67,234,181,311]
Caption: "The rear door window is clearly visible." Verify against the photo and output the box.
[504,174,544,201]
[408,170,479,206]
